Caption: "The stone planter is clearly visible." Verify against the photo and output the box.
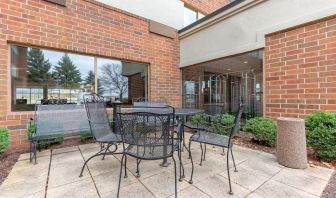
[276,117,307,169]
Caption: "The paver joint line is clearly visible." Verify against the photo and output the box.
[78,146,102,198]
[3,144,333,198]
[243,165,284,198]
[44,149,53,198]
[271,168,327,197]
[110,153,157,198]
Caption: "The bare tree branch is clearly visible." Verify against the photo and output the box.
[100,63,128,100]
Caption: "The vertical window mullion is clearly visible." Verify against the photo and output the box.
[94,57,98,94]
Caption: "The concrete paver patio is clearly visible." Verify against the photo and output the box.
[0,137,334,198]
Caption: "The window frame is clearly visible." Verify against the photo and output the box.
[183,4,207,27]
[8,44,149,113]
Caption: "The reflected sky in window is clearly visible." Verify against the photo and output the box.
[42,49,95,80]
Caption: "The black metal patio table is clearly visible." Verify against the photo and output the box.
[121,107,205,160]
[120,107,204,181]
[122,107,204,146]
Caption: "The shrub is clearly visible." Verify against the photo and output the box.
[305,111,336,161]
[191,113,235,135]
[211,113,235,135]
[243,117,276,146]
[28,122,64,149]
[27,123,36,140]
[80,131,92,141]
[305,111,336,131]
[191,113,211,127]
[0,127,9,153]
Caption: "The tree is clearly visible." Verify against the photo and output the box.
[84,70,104,95]
[53,54,82,102]
[27,48,52,99]
[53,53,82,87]
[84,70,95,86]
[100,63,128,100]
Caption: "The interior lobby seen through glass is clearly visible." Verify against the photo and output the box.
[182,50,263,118]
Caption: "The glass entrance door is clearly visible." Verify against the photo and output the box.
[182,50,263,117]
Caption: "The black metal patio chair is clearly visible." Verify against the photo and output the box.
[184,104,224,160]
[129,102,183,178]
[184,103,224,130]
[188,104,245,195]
[116,108,179,198]
[79,93,123,177]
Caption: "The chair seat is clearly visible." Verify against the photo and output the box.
[125,140,180,160]
[96,133,122,143]
[190,131,232,148]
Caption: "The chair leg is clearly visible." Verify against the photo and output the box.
[34,141,37,165]
[203,144,207,161]
[79,149,103,177]
[178,143,184,181]
[117,154,125,198]
[188,141,194,184]
[199,143,203,166]
[182,128,185,152]
[136,159,140,178]
[172,155,177,198]
[188,141,191,159]
[29,141,32,163]
[102,144,111,160]
[124,155,128,178]
[227,148,233,195]
[221,147,226,156]
[230,148,238,172]
[178,143,181,181]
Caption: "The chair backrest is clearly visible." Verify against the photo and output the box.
[204,104,225,115]
[83,93,115,141]
[133,101,168,108]
[34,104,90,137]
[228,103,245,140]
[116,107,175,158]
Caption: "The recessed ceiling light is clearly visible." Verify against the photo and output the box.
[227,69,231,71]
[243,61,248,64]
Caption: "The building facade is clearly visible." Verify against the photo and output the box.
[179,0,336,119]
[1,0,229,151]
[2,0,335,152]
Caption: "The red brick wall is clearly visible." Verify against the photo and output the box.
[182,0,230,14]
[0,0,181,152]
[265,16,336,119]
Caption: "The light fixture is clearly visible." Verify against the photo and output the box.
[243,61,248,64]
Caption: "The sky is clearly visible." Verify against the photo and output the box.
[40,49,123,97]
[41,49,122,81]
[43,49,94,80]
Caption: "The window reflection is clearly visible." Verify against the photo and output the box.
[10,45,148,111]
[97,59,147,106]
[182,50,263,118]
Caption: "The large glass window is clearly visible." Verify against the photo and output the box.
[97,58,148,106]
[182,50,263,118]
[183,6,206,27]
[10,45,148,111]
